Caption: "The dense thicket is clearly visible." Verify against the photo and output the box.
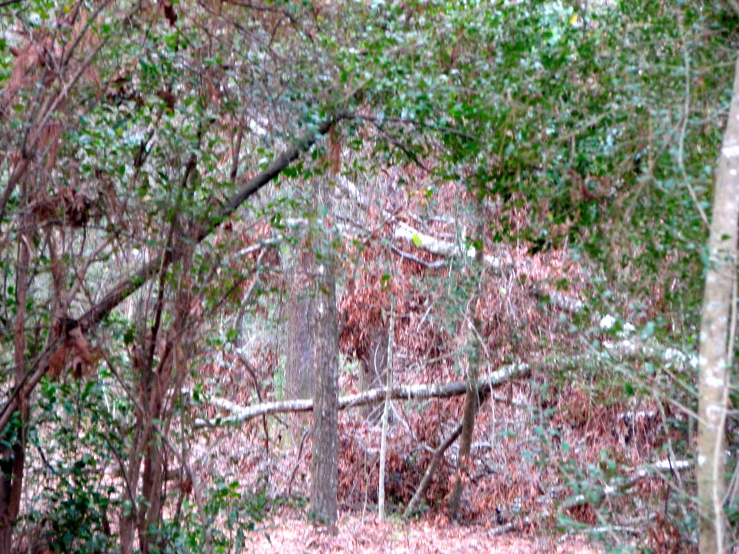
[0,1,737,552]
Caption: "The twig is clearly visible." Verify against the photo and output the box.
[677,10,709,228]
[287,429,310,496]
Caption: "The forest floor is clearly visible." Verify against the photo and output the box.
[244,509,602,553]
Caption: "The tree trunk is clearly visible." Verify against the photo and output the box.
[448,217,486,520]
[378,300,394,521]
[0,180,30,550]
[286,252,315,403]
[286,248,315,443]
[309,177,339,531]
[697,54,739,554]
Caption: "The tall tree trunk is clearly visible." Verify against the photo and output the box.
[448,217,486,520]
[309,177,339,531]
[697,55,739,554]
[0,180,30,550]
[287,256,315,402]
[286,247,315,443]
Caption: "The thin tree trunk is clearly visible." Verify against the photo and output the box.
[378,300,394,521]
[309,177,339,531]
[0,180,30,550]
[405,381,496,518]
[406,422,463,519]
[286,247,315,444]
[449,217,486,520]
[697,54,739,554]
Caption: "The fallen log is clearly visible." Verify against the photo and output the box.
[196,363,530,427]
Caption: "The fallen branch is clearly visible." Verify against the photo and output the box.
[196,364,530,427]
[390,244,447,269]
[393,222,505,269]
[560,459,692,510]
[404,421,463,518]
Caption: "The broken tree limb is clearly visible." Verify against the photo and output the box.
[0,113,347,436]
[393,222,505,269]
[196,363,530,428]
[390,244,447,269]
[560,459,692,511]
[404,420,463,518]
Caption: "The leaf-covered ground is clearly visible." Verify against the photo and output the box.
[244,511,601,554]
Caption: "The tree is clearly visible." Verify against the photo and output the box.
[309,176,340,530]
[697,54,739,554]
[286,244,315,443]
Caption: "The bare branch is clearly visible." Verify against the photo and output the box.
[196,364,530,427]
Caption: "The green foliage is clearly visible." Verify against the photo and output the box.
[0,0,736,550]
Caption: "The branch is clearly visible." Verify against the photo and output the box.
[196,364,529,427]
[404,420,463,518]
[560,459,692,510]
[394,222,505,269]
[0,114,345,435]
[390,244,447,269]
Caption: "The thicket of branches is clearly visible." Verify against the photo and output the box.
[0,1,737,553]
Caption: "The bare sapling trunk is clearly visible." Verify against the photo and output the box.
[0,180,31,551]
[449,218,486,520]
[309,177,339,531]
[378,299,395,521]
[697,54,739,554]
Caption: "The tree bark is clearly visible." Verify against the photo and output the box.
[286,256,315,402]
[286,247,315,443]
[309,177,339,531]
[697,55,739,554]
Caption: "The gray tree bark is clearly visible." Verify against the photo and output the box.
[286,247,315,444]
[286,254,315,403]
[697,55,739,554]
[309,177,339,531]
